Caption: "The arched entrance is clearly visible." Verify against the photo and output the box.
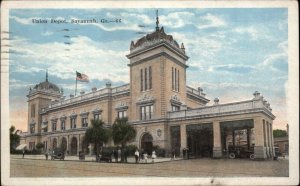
[141,133,153,155]
[60,137,67,153]
[70,137,78,155]
[52,138,57,149]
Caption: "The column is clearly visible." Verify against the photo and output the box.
[213,121,222,158]
[180,124,186,157]
[254,117,267,159]
[247,129,251,150]
[266,122,270,158]
[77,135,80,155]
[67,135,69,155]
[270,122,275,157]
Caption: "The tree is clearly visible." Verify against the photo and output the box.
[85,119,111,161]
[36,142,44,153]
[273,129,287,138]
[10,126,20,152]
[112,117,136,162]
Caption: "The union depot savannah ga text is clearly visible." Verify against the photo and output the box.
[19,15,276,160]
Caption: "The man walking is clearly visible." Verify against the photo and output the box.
[22,149,25,158]
[134,149,139,163]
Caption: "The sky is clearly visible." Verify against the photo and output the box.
[7,8,288,132]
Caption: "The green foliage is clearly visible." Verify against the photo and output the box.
[10,126,20,152]
[35,142,44,153]
[85,119,111,158]
[153,145,165,157]
[125,144,138,156]
[85,119,111,144]
[273,129,287,138]
[112,117,137,147]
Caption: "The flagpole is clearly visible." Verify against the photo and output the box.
[75,71,77,96]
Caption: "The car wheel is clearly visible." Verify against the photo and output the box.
[229,153,236,159]
[250,154,255,160]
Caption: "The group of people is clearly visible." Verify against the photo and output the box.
[134,149,157,163]
[111,148,125,163]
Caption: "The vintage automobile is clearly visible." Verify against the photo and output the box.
[227,145,255,159]
[51,148,65,160]
[273,146,281,160]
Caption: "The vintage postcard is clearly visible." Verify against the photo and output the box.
[1,0,299,185]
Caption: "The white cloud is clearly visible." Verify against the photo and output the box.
[259,40,288,72]
[10,16,33,25]
[160,12,194,28]
[233,26,259,40]
[10,35,130,83]
[198,13,227,29]
[41,31,53,36]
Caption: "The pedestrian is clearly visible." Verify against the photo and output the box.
[22,149,25,158]
[117,148,121,163]
[124,148,128,163]
[114,149,118,162]
[134,149,139,163]
[171,149,175,160]
[151,150,156,163]
[45,151,48,160]
[143,153,148,163]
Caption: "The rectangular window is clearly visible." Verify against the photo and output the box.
[172,67,174,90]
[30,124,35,134]
[31,104,36,118]
[61,120,65,130]
[145,67,148,90]
[149,66,152,89]
[175,68,177,91]
[82,118,88,127]
[29,142,35,150]
[172,105,180,111]
[177,69,179,92]
[118,110,127,119]
[52,122,57,131]
[140,69,143,91]
[94,114,100,121]
[71,118,76,129]
[140,105,154,120]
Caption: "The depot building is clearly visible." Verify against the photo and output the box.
[19,17,276,160]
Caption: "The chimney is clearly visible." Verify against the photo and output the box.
[198,87,203,95]
[106,82,111,88]
[70,94,74,98]
[80,91,85,95]
[253,91,261,99]
[92,87,97,92]
[214,98,219,105]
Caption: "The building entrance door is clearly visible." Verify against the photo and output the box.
[187,123,213,158]
[61,137,67,154]
[141,133,153,155]
[70,137,77,155]
[52,138,57,150]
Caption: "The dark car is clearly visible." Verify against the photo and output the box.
[98,149,112,163]
[51,148,65,160]
[228,145,255,159]
[273,147,281,160]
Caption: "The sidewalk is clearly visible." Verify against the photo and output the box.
[12,154,183,164]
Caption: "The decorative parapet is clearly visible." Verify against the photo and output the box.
[168,95,275,120]
[186,86,210,104]
[44,84,130,112]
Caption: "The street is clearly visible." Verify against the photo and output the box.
[10,155,288,177]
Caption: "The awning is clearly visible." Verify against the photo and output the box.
[16,144,27,150]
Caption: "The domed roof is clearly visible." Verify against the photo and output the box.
[33,81,60,92]
[130,27,180,50]
[32,72,60,93]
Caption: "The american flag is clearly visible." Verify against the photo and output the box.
[76,71,89,82]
